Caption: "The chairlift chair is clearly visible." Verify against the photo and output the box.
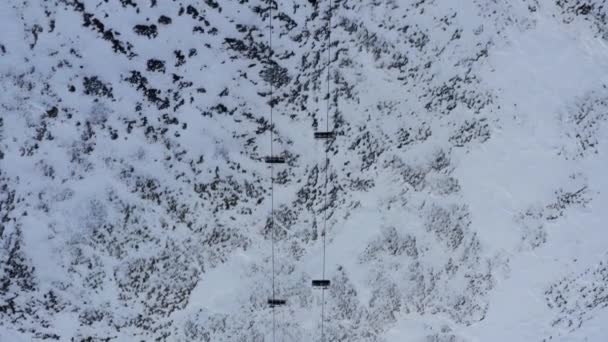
[311,280,330,289]
[314,131,336,139]
[267,299,287,307]
[265,156,286,164]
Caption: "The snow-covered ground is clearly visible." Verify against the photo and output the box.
[1,0,608,341]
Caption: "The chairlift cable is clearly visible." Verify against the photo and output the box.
[268,1,277,341]
[320,0,333,340]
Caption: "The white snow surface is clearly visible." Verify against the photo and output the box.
[1,0,608,341]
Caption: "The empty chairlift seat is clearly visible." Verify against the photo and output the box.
[264,156,286,164]
[311,279,330,289]
[267,299,287,307]
[314,131,336,139]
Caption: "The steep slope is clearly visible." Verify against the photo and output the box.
[1,0,608,341]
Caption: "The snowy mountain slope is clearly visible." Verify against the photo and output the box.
[1,0,608,341]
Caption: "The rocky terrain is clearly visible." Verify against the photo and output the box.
[1,0,608,341]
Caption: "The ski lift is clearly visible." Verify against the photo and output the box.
[311,280,330,289]
[314,131,336,139]
[268,299,287,307]
[265,156,286,164]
